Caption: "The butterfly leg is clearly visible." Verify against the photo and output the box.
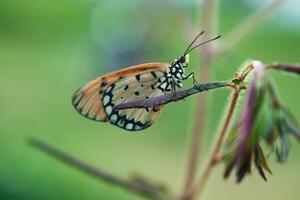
[185,72,200,89]
[171,81,183,101]
[171,78,177,93]
[170,78,188,101]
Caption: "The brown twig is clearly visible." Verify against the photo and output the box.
[28,138,168,200]
[186,87,242,200]
[268,63,300,75]
[184,61,259,199]
[218,0,286,57]
[182,0,218,198]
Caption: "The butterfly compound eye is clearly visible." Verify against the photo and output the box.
[179,56,185,63]
[179,54,189,67]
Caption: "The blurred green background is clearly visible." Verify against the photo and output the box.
[1,0,300,199]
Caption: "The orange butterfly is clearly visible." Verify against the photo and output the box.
[72,32,220,131]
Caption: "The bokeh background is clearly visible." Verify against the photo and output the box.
[1,0,300,199]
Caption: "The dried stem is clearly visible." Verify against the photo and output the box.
[28,138,167,200]
[182,0,218,198]
[184,62,258,200]
[268,63,300,75]
[218,0,286,57]
[186,87,242,200]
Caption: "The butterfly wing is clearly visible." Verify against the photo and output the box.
[103,70,170,131]
[72,62,170,131]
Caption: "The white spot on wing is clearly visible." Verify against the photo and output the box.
[106,86,112,92]
[103,95,110,106]
[160,82,167,89]
[126,123,133,130]
[110,114,117,123]
[134,125,141,131]
[160,77,166,82]
[105,105,112,115]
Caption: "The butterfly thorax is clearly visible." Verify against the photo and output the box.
[157,60,186,92]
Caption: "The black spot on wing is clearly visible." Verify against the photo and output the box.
[151,71,157,79]
[100,80,108,87]
[135,74,141,81]
[153,107,160,112]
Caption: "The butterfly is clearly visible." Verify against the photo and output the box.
[72,31,220,131]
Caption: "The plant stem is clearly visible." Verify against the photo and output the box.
[186,87,242,200]
[268,63,300,75]
[185,64,256,197]
[28,138,167,200]
[182,0,218,198]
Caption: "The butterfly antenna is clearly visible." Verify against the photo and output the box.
[184,31,205,55]
[185,35,221,55]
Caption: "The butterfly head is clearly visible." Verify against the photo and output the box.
[178,54,190,68]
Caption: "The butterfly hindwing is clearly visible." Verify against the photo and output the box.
[102,70,167,131]
[72,63,170,131]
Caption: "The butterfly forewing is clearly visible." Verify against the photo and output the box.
[72,63,170,131]
[72,77,109,121]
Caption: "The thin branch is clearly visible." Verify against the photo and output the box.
[182,0,218,198]
[268,63,300,75]
[218,0,286,57]
[183,61,267,199]
[28,138,168,200]
[186,87,242,200]
[114,81,232,110]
